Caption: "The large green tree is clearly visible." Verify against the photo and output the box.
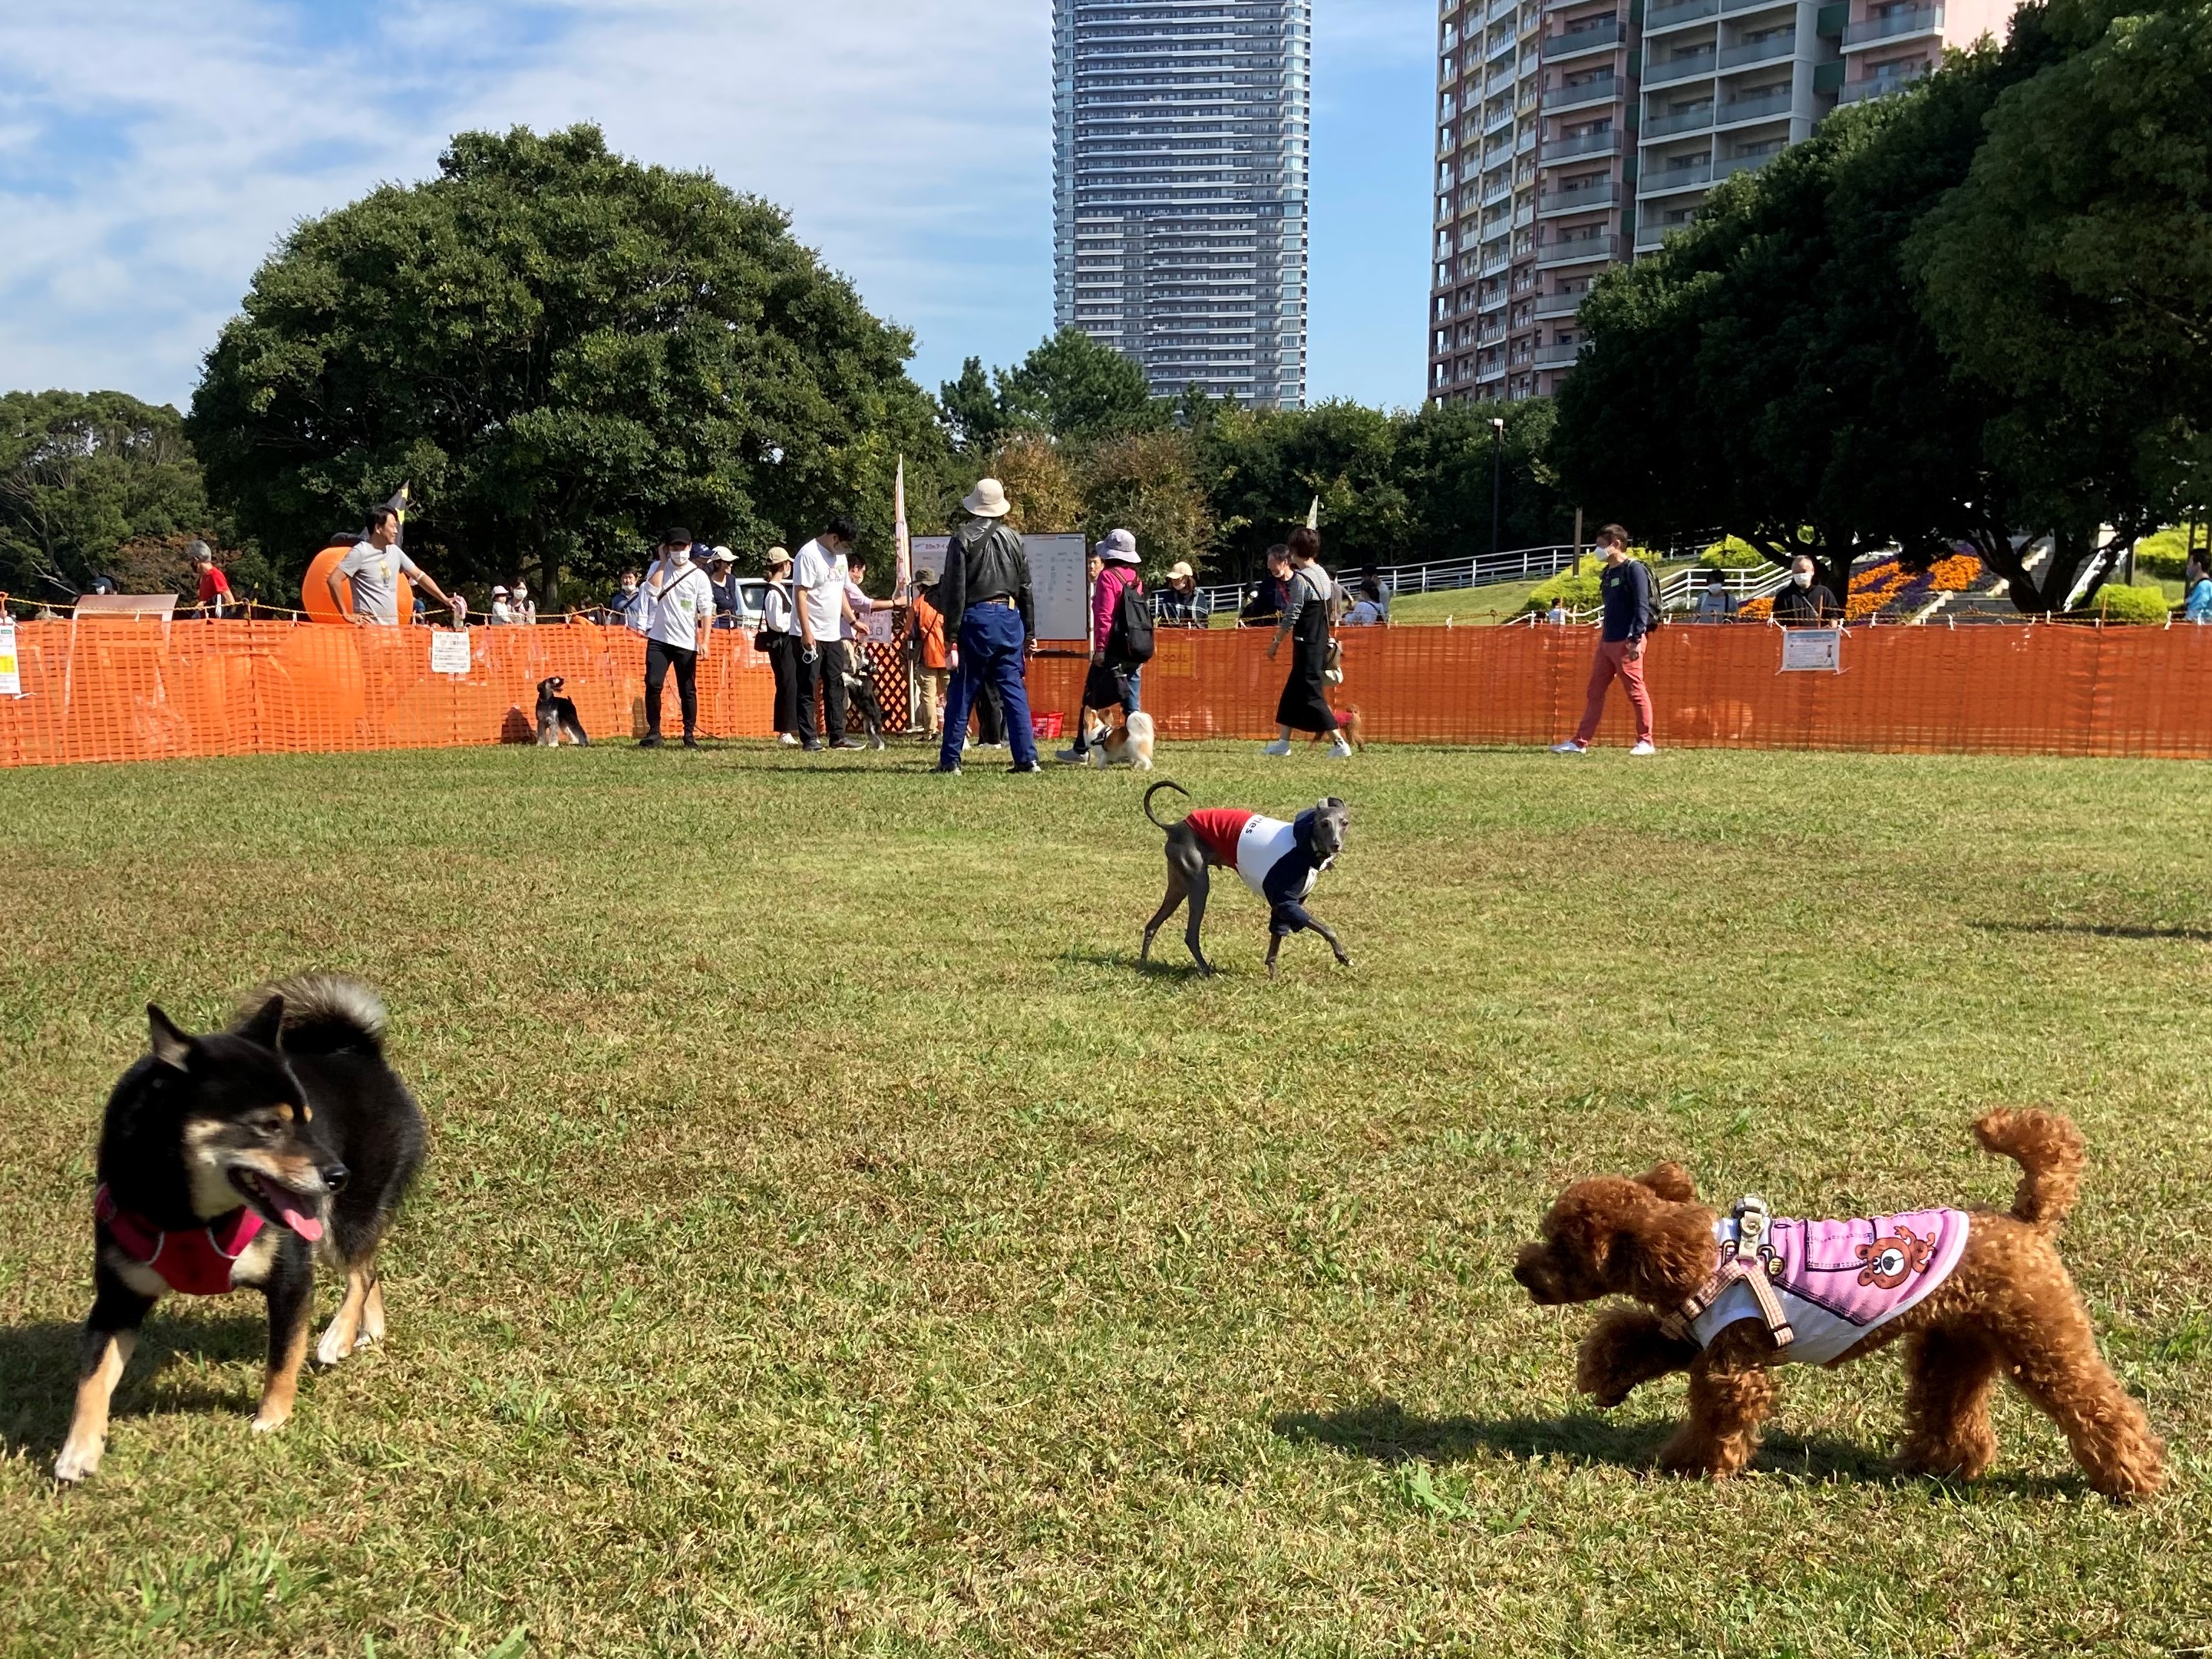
[940,329,1162,454]
[0,391,214,600]
[190,124,949,603]
[1909,0,2212,590]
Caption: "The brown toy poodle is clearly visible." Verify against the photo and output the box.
[1512,1109,2163,1499]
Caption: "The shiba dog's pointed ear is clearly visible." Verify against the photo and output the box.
[147,1005,193,1070]
[236,993,286,1052]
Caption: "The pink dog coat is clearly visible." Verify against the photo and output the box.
[1685,1206,1970,1365]
[96,1184,265,1297]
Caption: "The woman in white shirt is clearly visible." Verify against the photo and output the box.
[760,547,800,745]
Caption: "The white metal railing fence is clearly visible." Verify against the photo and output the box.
[1187,543,1586,618]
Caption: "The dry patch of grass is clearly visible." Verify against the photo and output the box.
[0,741,2207,1655]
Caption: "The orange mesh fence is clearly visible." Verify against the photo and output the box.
[5,617,2212,767]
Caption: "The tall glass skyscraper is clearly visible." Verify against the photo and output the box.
[1053,0,1311,409]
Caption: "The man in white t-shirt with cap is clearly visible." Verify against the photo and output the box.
[330,504,459,625]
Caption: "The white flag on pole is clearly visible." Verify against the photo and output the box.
[894,458,912,598]
[1306,495,1321,531]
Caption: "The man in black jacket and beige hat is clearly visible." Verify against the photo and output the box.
[934,478,1039,775]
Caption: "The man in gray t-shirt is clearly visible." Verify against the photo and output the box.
[330,506,457,625]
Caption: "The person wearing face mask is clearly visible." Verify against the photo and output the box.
[605,569,643,627]
[1773,556,1841,624]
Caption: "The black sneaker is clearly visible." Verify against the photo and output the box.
[801,742,824,752]
[831,738,867,751]
[682,735,699,749]
[637,735,662,749]
[1009,760,1044,775]
[932,762,962,775]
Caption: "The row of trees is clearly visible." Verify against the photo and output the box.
[941,329,1572,591]
[5,124,1572,606]
[1551,0,2210,613]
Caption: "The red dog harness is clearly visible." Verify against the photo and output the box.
[95,1184,264,1297]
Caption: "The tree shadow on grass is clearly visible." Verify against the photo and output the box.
[0,1314,267,1462]
[1272,1396,2085,1496]
[1972,919,2212,943]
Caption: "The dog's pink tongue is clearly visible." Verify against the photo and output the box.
[276,1201,323,1242]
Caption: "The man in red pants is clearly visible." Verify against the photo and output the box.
[1552,524,1657,755]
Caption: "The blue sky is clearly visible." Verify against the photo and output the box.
[0,1,1436,413]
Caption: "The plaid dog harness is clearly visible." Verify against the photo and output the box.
[1661,1196,1971,1366]
[95,1184,265,1297]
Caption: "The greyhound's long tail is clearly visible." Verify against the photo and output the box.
[1144,779,1192,831]
[1973,1109,2086,1235]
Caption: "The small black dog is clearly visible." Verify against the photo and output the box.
[536,676,589,746]
[1141,780,1352,978]
[55,977,428,1482]
[840,649,889,750]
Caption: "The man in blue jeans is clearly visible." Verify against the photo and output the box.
[935,478,1040,775]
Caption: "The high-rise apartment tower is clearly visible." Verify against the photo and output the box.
[1430,0,2019,407]
[1054,0,1312,408]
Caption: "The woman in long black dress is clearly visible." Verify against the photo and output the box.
[1263,527,1353,758]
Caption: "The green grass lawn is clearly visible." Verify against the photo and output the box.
[2,741,2207,1656]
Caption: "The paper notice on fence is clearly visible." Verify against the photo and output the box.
[866,606,896,643]
[0,621,17,696]
[1779,628,1842,673]
[428,630,473,676]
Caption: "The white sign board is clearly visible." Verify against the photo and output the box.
[910,532,1088,641]
[0,621,18,697]
[1025,534,1088,642]
[865,606,896,643]
[1778,628,1843,673]
[429,630,474,676]
[910,536,950,590]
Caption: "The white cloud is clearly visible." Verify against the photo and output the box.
[0,0,1431,410]
[0,0,1052,407]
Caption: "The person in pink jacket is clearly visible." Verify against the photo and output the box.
[1058,529,1147,764]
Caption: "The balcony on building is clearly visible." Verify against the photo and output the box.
[1714,79,1796,128]
[1642,0,1720,36]
[1645,42,1718,85]
[1533,337,1586,368]
[1533,286,1587,321]
[1643,97,1717,139]
[1718,24,1797,71]
[1535,227,1620,268]
[1550,68,1620,113]
[1714,138,1786,180]
[1843,2,1943,48]
[1542,15,1625,61]
[1837,54,1933,101]
[1539,172,1619,216]
[1545,124,1623,160]
[1638,147,1713,197]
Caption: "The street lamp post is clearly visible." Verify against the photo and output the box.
[1489,417,1507,559]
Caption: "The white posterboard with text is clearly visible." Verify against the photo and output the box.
[0,621,18,696]
[429,630,474,676]
[1025,534,1088,642]
[1778,628,1843,673]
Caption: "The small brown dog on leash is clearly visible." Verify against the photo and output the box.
[1511,1109,2163,1499]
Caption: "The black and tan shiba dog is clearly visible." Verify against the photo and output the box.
[55,977,427,1482]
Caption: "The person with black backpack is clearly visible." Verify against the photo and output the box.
[1058,529,1154,764]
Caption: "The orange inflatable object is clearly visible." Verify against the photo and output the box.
[303,540,414,623]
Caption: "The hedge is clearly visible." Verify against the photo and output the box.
[2084,583,2172,625]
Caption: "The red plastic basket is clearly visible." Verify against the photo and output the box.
[1031,712,1065,740]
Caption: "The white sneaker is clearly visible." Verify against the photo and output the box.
[1260,738,1293,757]
[1629,740,1658,756]
[1326,735,1353,758]
[778,733,800,747]
[1549,740,1587,754]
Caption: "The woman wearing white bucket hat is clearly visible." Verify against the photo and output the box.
[934,478,1041,774]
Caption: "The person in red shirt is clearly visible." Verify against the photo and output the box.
[190,541,231,616]
[1058,529,1146,763]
